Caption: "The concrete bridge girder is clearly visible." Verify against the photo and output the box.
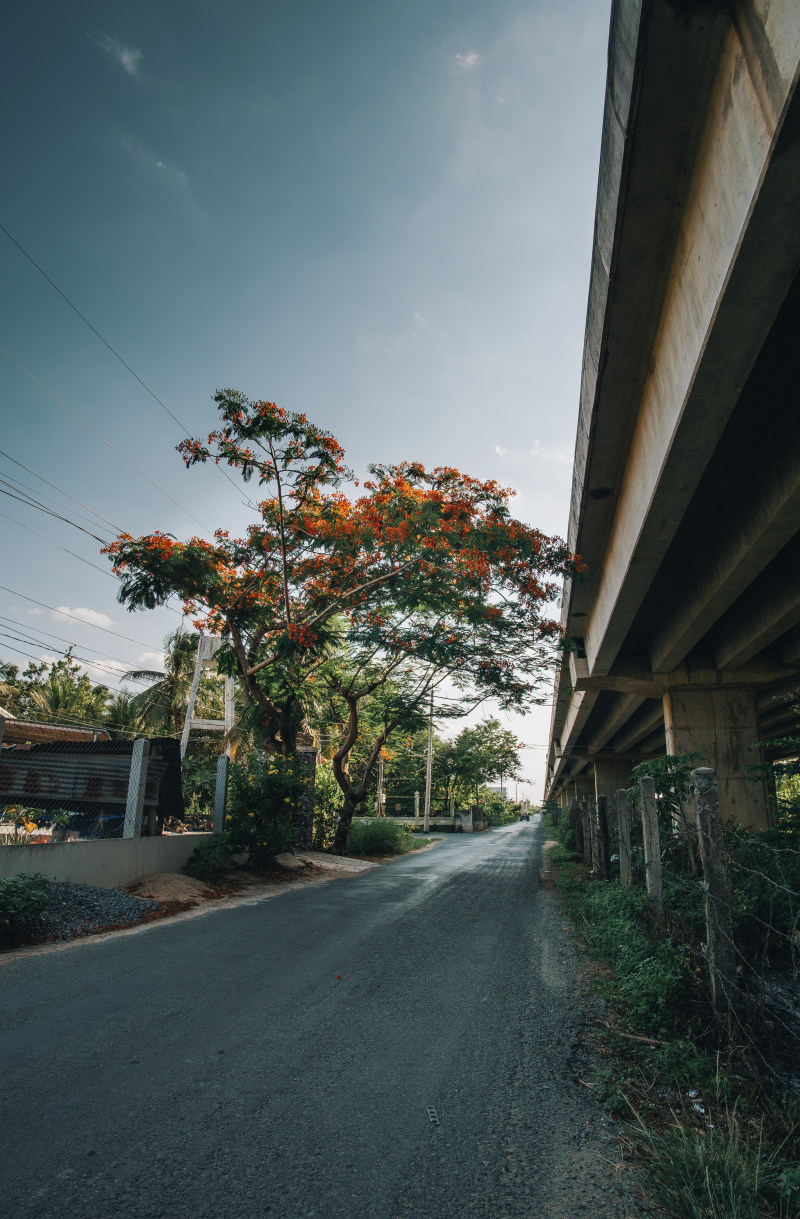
[546,0,800,828]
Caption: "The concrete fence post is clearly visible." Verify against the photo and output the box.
[213,754,229,834]
[639,777,663,918]
[123,738,150,839]
[581,799,592,866]
[597,795,611,880]
[294,746,317,851]
[588,799,601,874]
[572,801,584,858]
[414,791,420,818]
[616,788,632,887]
[692,767,738,1014]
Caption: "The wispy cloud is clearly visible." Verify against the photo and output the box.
[120,138,203,218]
[98,35,143,78]
[27,606,43,616]
[356,309,434,355]
[454,51,479,73]
[51,606,113,629]
[494,440,571,464]
[135,651,165,672]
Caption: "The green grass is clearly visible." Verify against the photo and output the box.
[346,818,420,856]
[544,843,800,1219]
[634,1108,796,1218]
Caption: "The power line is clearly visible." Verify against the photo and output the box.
[0,221,248,500]
[0,583,162,649]
[0,449,185,618]
[1,348,212,533]
[0,481,110,546]
[0,509,116,578]
[0,628,131,682]
[0,447,124,532]
[0,613,152,673]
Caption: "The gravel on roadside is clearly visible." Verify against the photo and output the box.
[20,880,165,944]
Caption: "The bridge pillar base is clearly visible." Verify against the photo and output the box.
[663,686,769,829]
[593,759,634,802]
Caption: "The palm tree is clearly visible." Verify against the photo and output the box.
[104,689,146,739]
[124,630,222,738]
[26,656,109,725]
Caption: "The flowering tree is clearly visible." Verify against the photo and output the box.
[105,389,582,850]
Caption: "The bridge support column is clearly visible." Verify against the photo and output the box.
[593,759,633,802]
[663,686,769,829]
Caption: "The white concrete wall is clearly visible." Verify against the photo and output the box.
[0,833,212,889]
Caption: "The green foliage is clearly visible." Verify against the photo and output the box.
[181,750,218,818]
[434,719,524,808]
[558,876,693,1034]
[479,787,518,826]
[225,753,302,868]
[635,1108,794,1219]
[0,873,51,938]
[346,818,417,856]
[592,1067,629,1117]
[312,764,344,850]
[551,802,579,855]
[724,823,800,961]
[184,834,232,883]
[0,652,109,724]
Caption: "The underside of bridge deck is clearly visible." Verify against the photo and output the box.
[546,0,800,827]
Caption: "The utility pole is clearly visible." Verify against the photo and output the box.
[423,691,434,833]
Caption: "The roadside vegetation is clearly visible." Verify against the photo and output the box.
[0,872,51,944]
[345,818,420,856]
[542,746,800,1219]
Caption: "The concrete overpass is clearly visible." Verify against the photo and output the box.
[545,0,800,828]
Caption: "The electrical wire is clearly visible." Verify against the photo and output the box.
[0,221,249,500]
[1,348,212,533]
[0,628,131,682]
[0,583,162,649]
[0,482,110,546]
[0,448,124,531]
[0,509,117,577]
[0,613,153,673]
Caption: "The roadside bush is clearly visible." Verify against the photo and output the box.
[346,818,416,857]
[0,872,51,940]
[184,834,232,883]
[555,805,579,855]
[313,764,344,850]
[559,876,694,1034]
[225,753,302,869]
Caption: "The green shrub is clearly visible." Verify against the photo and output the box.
[0,872,51,938]
[559,877,693,1034]
[184,834,233,883]
[225,754,302,869]
[312,764,344,850]
[346,818,416,857]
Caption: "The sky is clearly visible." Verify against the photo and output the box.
[0,0,610,800]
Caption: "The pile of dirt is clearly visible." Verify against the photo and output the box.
[126,873,213,904]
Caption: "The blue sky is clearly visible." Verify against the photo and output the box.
[0,0,610,796]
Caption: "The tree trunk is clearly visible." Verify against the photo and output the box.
[333,794,359,855]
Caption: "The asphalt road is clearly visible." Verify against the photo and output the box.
[2,819,634,1218]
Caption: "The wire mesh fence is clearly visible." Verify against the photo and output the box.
[0,725,184,840]
[556,767,800,1084]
